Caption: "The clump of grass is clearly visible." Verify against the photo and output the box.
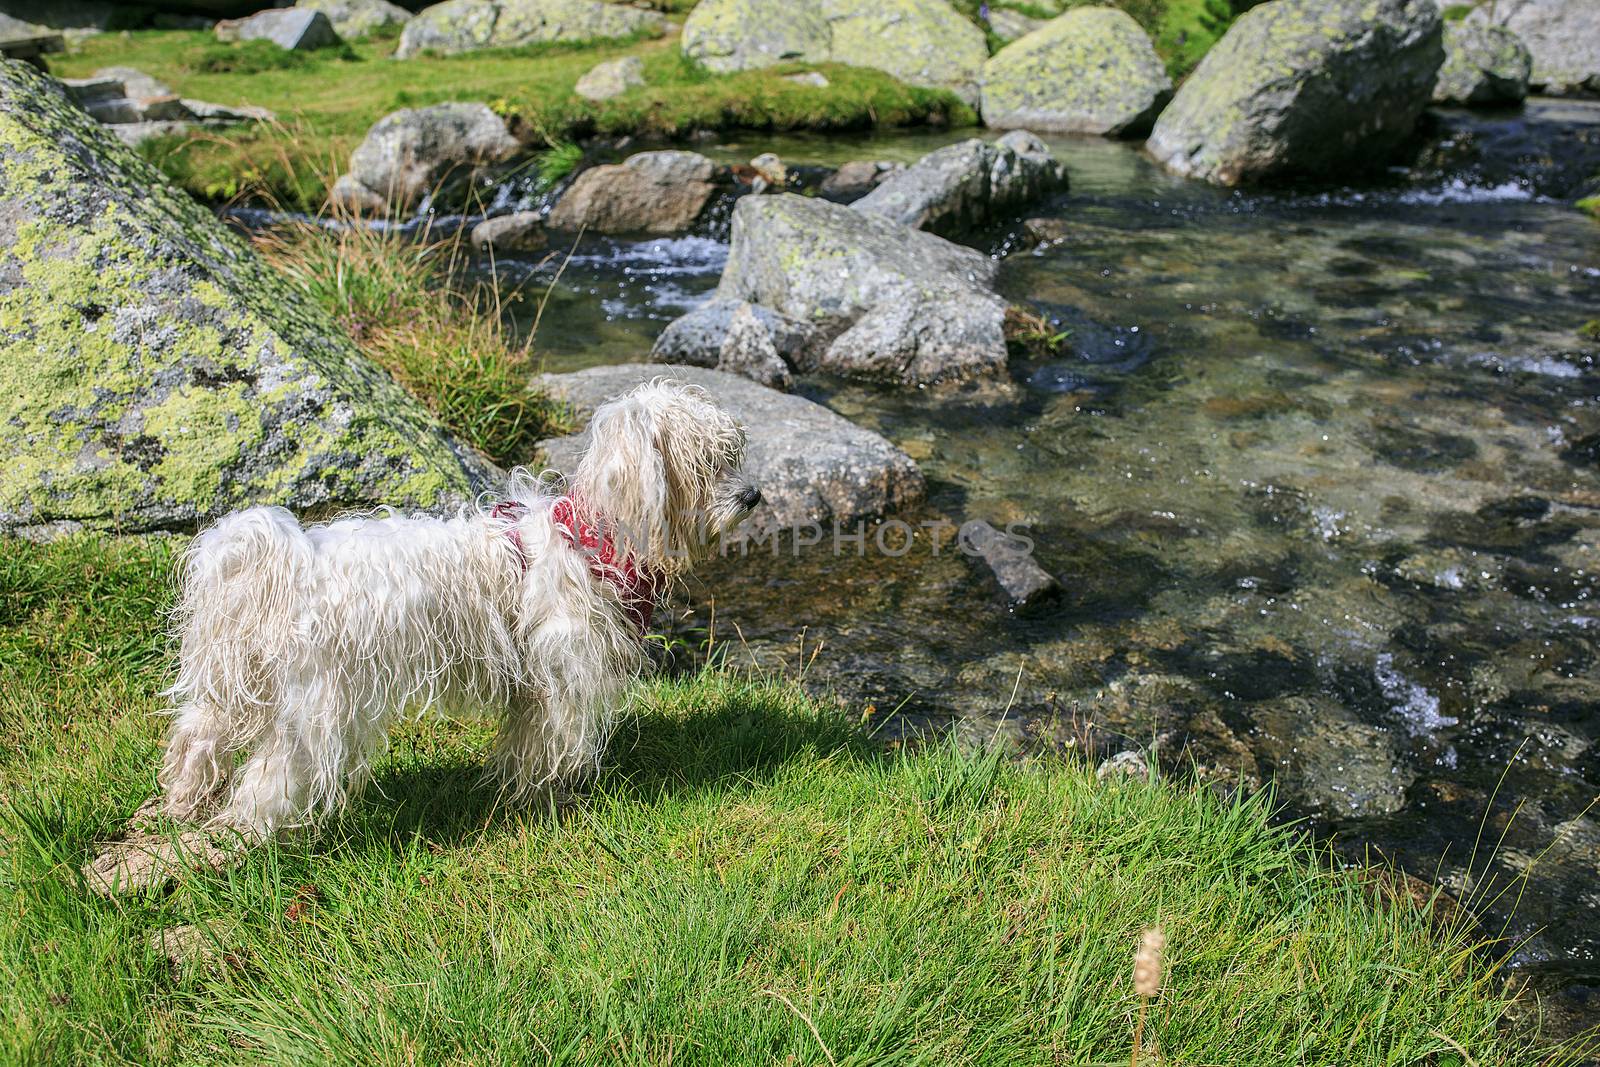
[255,220,567,466]
[2,536,1594,1066]
[1004,304,1073,357]
[194,37,356,74]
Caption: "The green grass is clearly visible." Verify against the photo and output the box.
[253,221,569,466]
[51,30,972,210]
[1,536,1591,1065]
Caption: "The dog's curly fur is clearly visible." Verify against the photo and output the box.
[158,380,755,837]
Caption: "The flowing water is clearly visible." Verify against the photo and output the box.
[468,101,1600,1033]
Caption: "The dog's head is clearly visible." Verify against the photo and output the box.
[573,379,758,576]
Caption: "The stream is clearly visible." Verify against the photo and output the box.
[455,100,1600,1035]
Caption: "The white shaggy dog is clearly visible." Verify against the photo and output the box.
[158,380,758,837]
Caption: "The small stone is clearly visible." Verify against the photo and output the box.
[90,66,172,102]
[146,924,221,977]
[574,54,645,102]
[819,159,902,200]
[649,296,808,389]
[960,519,1060,608]
[1097,749,1150,781]
[783,71,829,88]
[546,150,723,235]
[470,211,547,254]
[749,151,787,186]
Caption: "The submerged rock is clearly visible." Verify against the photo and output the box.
[0,62,494,534]
[819,159,903,200]
[215,8,343,50]
[395,0,665,58]
[1469,0,1598,97]
[470,211,546,254]
[852,130,1067,236]
[574,54,644,101]
[546,150,724,235]
[296,0,412,39]
[649,297,805,390]
[536,363,926,536]
[1146,0,1444,185]
[1433,21,1531,105]
[712,193,1010,385]
[1250,696,1415,821]
[329,102,522,214]
[981,7,1171,137]
[960,519,1060,608]
[681,0,989,106]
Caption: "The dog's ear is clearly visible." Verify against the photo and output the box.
[574,394,669,567]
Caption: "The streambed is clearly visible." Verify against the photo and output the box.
[475,101,1600,1032]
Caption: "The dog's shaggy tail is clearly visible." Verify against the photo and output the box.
[160,506,312,820]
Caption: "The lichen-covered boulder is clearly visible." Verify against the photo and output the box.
[329,102,521,214]
[852,130,1067,236]
[649,297,808,389]
[824,0,989,107]
[713,193,1009,384]
[681,0,830,73]
[215,9,343,50]
[986,8,1046,42]
[395,0,665,58]
[537,363,925,536]
[296,0,412,39]
[980,7,1172,137]
[1469,0,1598,97]
[681,0,988,105]
[574,54,644,101]
[0,62,494,535]
[1146,0,1444,186]
[546,151,724,235]
[1432,21,1531,105]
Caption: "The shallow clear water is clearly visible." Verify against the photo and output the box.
[483,101,1600,1031]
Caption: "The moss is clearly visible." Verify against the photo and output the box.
[1577,195,1600,219]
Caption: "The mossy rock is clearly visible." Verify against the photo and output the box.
[1146,0,1445,186]
[0,60,495,535]
[1432,20,1531,105]
[980,6,1172,137]
[395,0,665,58]
[1469,0,1599,97]
[682,0,988,106]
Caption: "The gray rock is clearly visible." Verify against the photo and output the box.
[215,8,343,50]
[681,0,989,106]
[296,0,412,38]
[981,7,1172,137]
[332,102,522,214]
[1146,0,1445,186]
[574,54,645,101]
[649,297,804,389]
[1251,696,1415,820]
[986,7,1047,42]
[715,193,1009,384]
[546,150,723,235]
[852,130,1067,236]
[536,363,926,536]
[396,0,665,58]
[470,211,547,253]
[960,519,1060,608]
[59,74,273,130]
[1469,0,1598,97]
[0,62,493,535]
[90,66,172,101]
[1096,749,1150,781]
[1433,21,1532,105]
[819,159,903,199]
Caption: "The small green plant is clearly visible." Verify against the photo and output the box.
[536,140,583,189]
[1577,194,1600,219]
[1004,304,1073,356]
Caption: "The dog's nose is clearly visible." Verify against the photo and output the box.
[740,486,763,510]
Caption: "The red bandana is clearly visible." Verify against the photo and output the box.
[492,497,660,634]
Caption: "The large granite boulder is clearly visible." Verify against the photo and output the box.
[852,130,1067,236]
[537,363,925,536]
[681,0,989,106]
[546,151,725,235]
[980,7,1172,137]
[712,194,1009,385]
[215,9,343,50]
[395,0,665,58]
[295,0,413,39]
[1469,0,1598,97]
[1146,0,1444,186]
[0,62,493,535]
[1432,21,1531,105]
[328,102,522,214]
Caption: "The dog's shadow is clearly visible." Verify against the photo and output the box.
[341,682,869,851]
